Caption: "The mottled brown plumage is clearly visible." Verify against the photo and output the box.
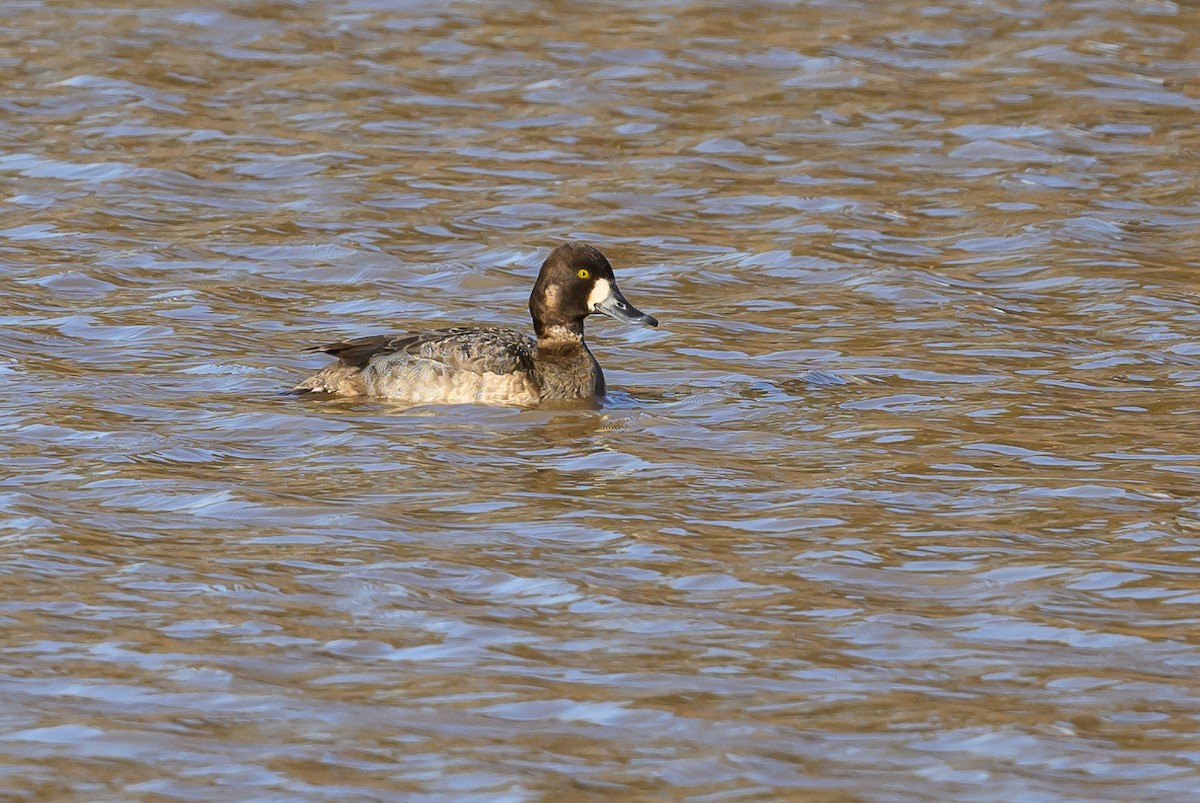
[294,243,658,406]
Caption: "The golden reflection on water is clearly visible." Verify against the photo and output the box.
[2,0,1200,798]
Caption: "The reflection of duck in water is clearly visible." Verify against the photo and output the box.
[295,243,659,406]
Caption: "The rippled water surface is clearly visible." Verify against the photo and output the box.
[3,0,1200,799]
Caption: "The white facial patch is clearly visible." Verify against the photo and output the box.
[587,278,612,311]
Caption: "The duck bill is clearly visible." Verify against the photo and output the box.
[589,280,659,327]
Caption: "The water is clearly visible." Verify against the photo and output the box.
[3,0,1200,799]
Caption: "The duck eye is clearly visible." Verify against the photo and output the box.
[577,268,590,279]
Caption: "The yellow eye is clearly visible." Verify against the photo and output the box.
[577,268,590,279]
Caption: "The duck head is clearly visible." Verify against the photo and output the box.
[529,242,659,339]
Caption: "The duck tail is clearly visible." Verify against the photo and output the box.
[293,364,367,396]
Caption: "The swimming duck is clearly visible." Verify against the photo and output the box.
[294,242,659,405]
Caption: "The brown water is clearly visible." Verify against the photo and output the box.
[3,0,1200,799]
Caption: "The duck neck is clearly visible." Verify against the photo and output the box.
[532,322,605,400]
[534,319,584,342]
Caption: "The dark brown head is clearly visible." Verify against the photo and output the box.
[528,242,659,340]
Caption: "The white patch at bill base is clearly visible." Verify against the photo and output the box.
[587,279,612,311]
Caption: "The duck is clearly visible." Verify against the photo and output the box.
[294,242,659,405]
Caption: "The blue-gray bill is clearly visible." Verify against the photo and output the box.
[593,284,659,328]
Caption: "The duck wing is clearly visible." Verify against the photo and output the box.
[307,326,535,375]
